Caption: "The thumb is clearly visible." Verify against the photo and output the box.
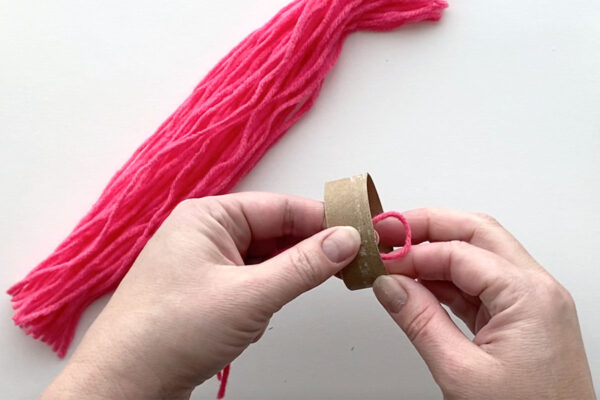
[373,275,481,380]
[257,226,361,309]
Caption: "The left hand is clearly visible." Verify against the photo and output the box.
[41,192,361,399]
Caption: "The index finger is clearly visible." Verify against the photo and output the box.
[376,208,533,266]
[386,240,523,316]
[211,191,325,247]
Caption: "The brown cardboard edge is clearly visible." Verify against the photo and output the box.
[324,173,391,290]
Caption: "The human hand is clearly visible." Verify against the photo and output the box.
[373,208,596,400]
[41,193,361,400]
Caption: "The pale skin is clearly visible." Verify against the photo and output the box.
[41,193,596,399]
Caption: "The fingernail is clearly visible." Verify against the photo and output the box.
[373,275,407,314]
[322,226,361,263]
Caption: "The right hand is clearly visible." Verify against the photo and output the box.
[372,208,596,399]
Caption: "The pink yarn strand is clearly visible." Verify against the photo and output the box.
[8,1,446,397]
[372,211,412,260]
[217,364,231,399]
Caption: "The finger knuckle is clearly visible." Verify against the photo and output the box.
[448,239,469,251]
[169,198,229,238]
[538,275,576,312]
[288,247,322,290]
[474,212,501,227]
[281,198,295,236]
[442,240,471,281]
[557,287,576,313]
[175,196,230,224]
[173,198,207,216]
[404,304,437,343]
[447,239,471,259]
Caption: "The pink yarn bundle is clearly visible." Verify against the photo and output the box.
[8,0,446,364]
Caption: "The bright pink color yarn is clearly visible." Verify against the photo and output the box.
[216,364,231,399]
[373,211,412,260]
[8,0,446,373]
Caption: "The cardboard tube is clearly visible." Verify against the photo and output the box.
[324,173,391,290]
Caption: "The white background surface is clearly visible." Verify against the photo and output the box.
[1,1,599,398]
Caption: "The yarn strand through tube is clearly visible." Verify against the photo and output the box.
[8,0,446,397]
[373,211,412,260]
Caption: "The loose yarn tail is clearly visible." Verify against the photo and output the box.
[8,0,446,362]
[216,364,231,399]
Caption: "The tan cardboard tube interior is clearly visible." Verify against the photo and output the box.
[324,173,391,290]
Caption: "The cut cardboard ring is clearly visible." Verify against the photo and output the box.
[324,173,392,290]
